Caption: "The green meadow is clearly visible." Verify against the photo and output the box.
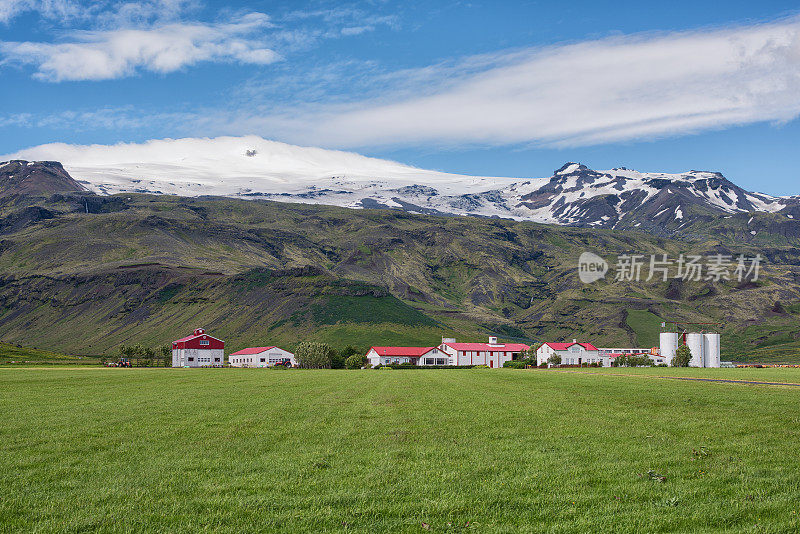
[2,367,799,533]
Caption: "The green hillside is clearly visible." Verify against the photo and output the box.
[0,342,93,365]
[0,191,798,361]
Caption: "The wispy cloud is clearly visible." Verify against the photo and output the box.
[0,0,86,23]
[0,0,195,24]
[5,11,800,152]
[0,12,280,81]
[223,16,800,149]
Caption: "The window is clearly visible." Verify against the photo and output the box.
[260,358,266,363]
[188,357,194,362]
[214,358,220,362]
[435,358,447,365]
[424,358,434,365]
[199,340,209,346]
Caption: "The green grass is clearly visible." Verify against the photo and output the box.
[625,309,663,348]
[2,368,800,533]
[0,342,95,365]
[310,295,439,327]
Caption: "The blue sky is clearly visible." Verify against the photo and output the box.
[1,0,800,194]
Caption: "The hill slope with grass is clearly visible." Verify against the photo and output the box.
[0,167,799,360]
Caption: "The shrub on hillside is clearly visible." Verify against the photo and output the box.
[345,354,365,369]
[295,342,336,369]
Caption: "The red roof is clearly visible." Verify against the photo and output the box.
[369,346,436,357]
[230,346,277,356]
[172,328,223,344]
[173,328,223,343]
[442,342,530,352]
[544,342,599,351]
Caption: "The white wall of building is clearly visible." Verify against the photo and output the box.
[230,347,295,368]
[536,344,602,366]
[366,348,449,367]
[172,348,224,367]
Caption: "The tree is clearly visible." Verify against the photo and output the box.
[547,353,562,366]
[159,345,172,367]
[672,344,692,367]
[330,350,346,369]
[142,346,156,367]
[295,342,336,369]
[345,353,365,369]
[340,345,360,359]
[616,354,653,367]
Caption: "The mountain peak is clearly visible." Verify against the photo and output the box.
[554,162,589,175]
[0,160,88,198]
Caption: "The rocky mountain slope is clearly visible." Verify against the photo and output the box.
[1,161,800,361]
[5,137,797,236]
[0,160,87,199]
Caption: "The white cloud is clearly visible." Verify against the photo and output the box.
[0,0,194,24]
[1,0,79,22]
[0,11,280,81]
[223,16,800,149]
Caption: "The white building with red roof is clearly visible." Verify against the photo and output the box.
[171,328,224,367]
[536,340,601,366]
[229,346,295,368]
[438,337,531,368]
[366,346,449,367]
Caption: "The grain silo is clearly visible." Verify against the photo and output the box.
[659,332,679,364]
[703,333,721,368]
[686,332,705,367]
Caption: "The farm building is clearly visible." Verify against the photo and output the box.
[598,347,659,358]
[536,341,601,366]
[366,346,449,367]
[599,346,668,366]
[439,337,530,367]
[229,346,295,368]
[172,328,224,367]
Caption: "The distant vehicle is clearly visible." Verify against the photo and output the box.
[272,358,292,368]
[106,358,131,368]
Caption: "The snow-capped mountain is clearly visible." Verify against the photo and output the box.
[3,136,796,231]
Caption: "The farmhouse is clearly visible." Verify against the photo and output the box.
[172,328,224,367]
[536,341,601,366]
[439,337,530,367]
[229,346,295,368]
[366,346,448,367]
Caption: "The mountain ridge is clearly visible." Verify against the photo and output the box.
[4,137,796,235]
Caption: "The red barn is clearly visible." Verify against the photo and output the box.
[171,328,224,367]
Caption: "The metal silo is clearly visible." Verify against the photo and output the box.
[703,333,721,368]
[686,333,705,367]
[660,332,679,364]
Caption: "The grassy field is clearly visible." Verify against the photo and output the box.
[0,342,97,366]
[2,368,799,533]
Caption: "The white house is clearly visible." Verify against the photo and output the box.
[536,341,601,366]
[438,337,530,368]
[229,346,295,368]
[366,346,448,367]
